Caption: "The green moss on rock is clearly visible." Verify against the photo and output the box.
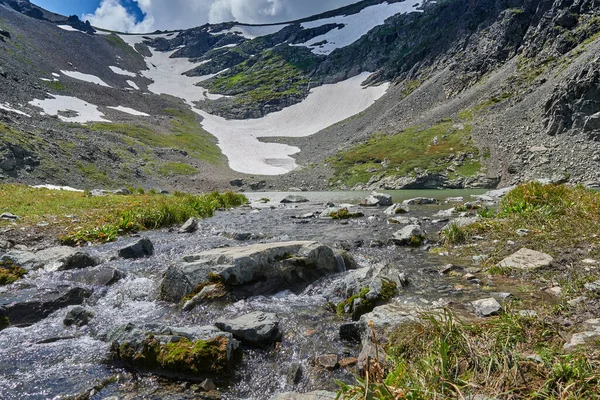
[0,260,27,285]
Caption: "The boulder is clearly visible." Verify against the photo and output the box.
[0,212,19,220]
[230,179,244,187]
[36,246,99,272]
[1,250,42,270]
[271,391,337,400]
[402,197,438,206]
[215,312,281,346]
[497,248,553,270]
[63,306,94,327]
[361,192,392,207]
[178,218,198,234]
[0,286,92,328]
[280,195,309,204]
[107,323,240,382]
[391,225,426,246]
[383,204,409,215]
[63,267,125,286]
[159,241,349,302]
[471,298,502,317]
[358,304,422,345]
[118,237,154,259]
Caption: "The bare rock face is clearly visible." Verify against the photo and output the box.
[158,241,352,302]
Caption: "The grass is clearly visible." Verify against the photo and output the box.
[330,208,365,220]
[88,108,222,165]
[329,121,480,187]
[456,182,600,262]
[338,308,600,399]
[158,162,198,176]
[42,80,68,92]
[0,260,27,285]
[0,184,247,245]
[103,33,142,59]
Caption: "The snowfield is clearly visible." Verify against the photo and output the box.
[29,95,110,123]
[107,106,150,116]
[57,25,81,32]
[126,80,140,90]
[295,1,423,55]
[61,70,111,87]
[109,66,137,77]
[216,24,288,39]
[197,72,389,175]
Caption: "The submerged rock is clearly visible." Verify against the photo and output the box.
[107,323,240,382]
[0,286,92,328]
[63,306,94,327]
[63,266,125,286]
[118,237,154,259]
[497,248,554,270]
[159,241,349,302]
[316,354,338,370]
[215,311,281,346]
[280,195,309,204]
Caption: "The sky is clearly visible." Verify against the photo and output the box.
[32,0,360,33]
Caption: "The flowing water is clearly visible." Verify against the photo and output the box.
[0,189,519,400]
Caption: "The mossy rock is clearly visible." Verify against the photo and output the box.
[0,260,27,286]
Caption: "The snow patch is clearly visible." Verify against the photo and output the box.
[52,73,60,78]
[294,1,422,55]
[126,80,140,90]
[57,25,80,32]
[31,184,84,192]
[219,24,288,39]
[29,94,110,123]
[107,106,149,116]
[109,66,137,77]
[0,103,31,117]
[61,70,111,87]
[196,72,389,175]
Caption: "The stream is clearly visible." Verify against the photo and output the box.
[0,189,522,400]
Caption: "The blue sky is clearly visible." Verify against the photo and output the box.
[30,0,361,33]
[33,0,144,20]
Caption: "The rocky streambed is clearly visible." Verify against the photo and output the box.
[0,189,533,399]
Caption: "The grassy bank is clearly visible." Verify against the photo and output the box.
[339,183,600,399]
[0,184,246,245]
[329,120,481,187]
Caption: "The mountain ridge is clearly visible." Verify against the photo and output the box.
[0,0,599,191]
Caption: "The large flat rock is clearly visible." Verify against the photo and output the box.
[271,391,337,400]
[159,241,349,302]
[497,248,554,270]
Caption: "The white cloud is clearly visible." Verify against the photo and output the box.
[82,0,360,33]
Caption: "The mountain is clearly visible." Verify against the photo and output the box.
[0,0,599,191]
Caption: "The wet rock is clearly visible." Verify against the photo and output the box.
[383,203,409,215]
[402,197,438,206]
[497,248,553,270]
[107,323,240,382]
[286,363,303,385]
[230,178,244,187]
[391,225,426,246]
[64,266,125,286]
[281,195,309,204]
[339,322,361,342]
[159,241,346,302]
[387,216,420,225]
[249,181,267,190]
[199,378,217,391]
[271,391,337,400]
[0,212,19,220]
[215,311,281,346]
[178,218,198,234]
[316,354,338,370]
[0,286,92,328]
[361,191,392,206]
[1,250,42,270]
[118,237,154,259]
[63,306,94,327]
[471,298,502,317]
[36,246,99,272]
[182,284,227,311]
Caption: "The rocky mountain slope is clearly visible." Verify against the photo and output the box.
[0,0,599,191]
